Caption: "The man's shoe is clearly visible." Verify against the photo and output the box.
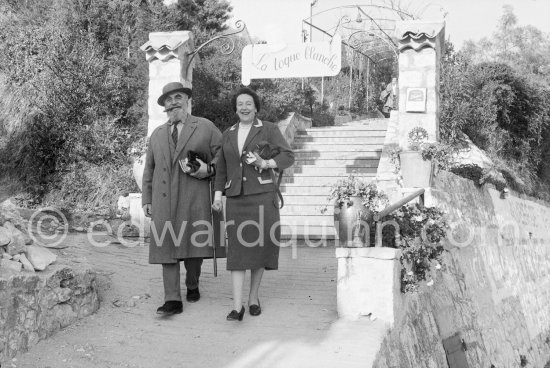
[186,288,200,303]
[156,301,183,315]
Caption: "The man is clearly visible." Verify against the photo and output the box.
[142,82,223,315]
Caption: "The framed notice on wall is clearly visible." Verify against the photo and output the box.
[405,88,427,112]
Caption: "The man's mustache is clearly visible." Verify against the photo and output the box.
[164,105,182,113]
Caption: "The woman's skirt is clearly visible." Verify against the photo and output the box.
[225,192,280,270]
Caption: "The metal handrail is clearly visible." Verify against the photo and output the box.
[373,188,425,247]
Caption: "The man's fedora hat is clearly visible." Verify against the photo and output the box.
[157,82,192,106]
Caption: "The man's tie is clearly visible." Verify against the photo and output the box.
[171,122,180,145]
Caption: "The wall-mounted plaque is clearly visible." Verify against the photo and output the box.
[405,87,427,112]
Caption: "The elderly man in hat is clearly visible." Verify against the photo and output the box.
[142,82,223,315]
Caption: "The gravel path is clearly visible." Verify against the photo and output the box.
[4,234,341,368]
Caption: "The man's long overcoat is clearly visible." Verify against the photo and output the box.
[142,115,224,264]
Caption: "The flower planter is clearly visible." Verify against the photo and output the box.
[334,196,374,247]
[399,150,432,188]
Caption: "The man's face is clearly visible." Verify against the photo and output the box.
[164,91,189,123]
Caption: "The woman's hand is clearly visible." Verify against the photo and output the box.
[212,199,223,212]
[246,152,267,173]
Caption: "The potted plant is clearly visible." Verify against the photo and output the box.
[378,203,448,293]
[322,172,389,247]
[400,126,432,187]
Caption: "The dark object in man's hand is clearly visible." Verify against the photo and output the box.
[254,141,279,160]
[186,150,208,173]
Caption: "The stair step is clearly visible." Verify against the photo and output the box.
[300,122,388,132]
[294,136,386,143]
[293,140,385,149]
[280,185,332,195]
[281,204,335,216]
[282,194,330,205]
[293,150,382,159]
[278,118,387,239]
[287,166,377,175]
[280,214,334,226]
[282,174,375,185]
[295,158,380,166]
[280,225,337,240]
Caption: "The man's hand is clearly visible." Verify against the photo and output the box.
[211,199,223,212]
[189,158,210,179]
[143,204,152,218]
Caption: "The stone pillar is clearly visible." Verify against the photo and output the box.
[394,21,445,148]
[335,247,401,325]
[140,31,196,136]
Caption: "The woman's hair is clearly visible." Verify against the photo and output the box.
[231,87,261,113]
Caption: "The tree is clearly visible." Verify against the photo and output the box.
[461,5,550,81]
[0,0,234,203]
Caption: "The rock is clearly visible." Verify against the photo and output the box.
[117,195,131,212]
[18,253,35,272]
[3,223,27,256]
[0,258,22,273]
[12,254,20,261]
[2,253,13,260]
[0,226,11,246]
[25,246,57,271]
[0,199,24,226]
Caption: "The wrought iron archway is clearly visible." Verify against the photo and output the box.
[301,3,413,107]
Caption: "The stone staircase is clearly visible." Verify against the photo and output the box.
[280,119,388,240]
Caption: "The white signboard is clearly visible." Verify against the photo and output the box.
[241,35,342,85]
[405,87,427,112]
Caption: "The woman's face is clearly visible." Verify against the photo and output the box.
[236,94,256,123]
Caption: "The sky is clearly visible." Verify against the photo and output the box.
[228,0,550,48]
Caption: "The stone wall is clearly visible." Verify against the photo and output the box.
[0,263,100,361]
[374,171,550,368]
[277,112,312,144]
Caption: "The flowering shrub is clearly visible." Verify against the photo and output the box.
[421,142,456,172]
[321,173,389,213]
[381,203,448,293]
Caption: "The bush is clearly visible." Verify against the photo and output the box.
[440,42,550,198]
[42,161,138,214]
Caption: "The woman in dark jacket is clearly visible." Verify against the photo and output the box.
[212,87,294,321]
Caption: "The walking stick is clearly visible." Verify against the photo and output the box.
[209,179,218,277]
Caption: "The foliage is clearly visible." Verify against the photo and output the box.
[461,5,550,81]
[421,142,456,172]
[449,164,506,191]
[322,172,389,212]
[0,0,232,207]
[380,203,448,293]
[42,161,138,214]
[440,38,550,198]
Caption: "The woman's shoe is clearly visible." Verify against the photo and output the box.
[226,306,245,321]
[249,300,261,316]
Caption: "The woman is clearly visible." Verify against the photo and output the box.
[212,87,294,321]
